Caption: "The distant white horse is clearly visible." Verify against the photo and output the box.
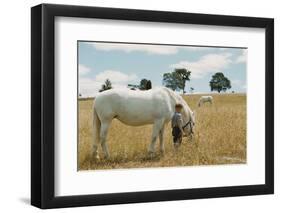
[92,87,195,159]
[198,96,213,107]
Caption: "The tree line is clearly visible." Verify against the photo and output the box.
[87,68,232,95]
[162,68,232,94]
[98,78,152,93]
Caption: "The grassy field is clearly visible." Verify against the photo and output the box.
[78,93,246,170]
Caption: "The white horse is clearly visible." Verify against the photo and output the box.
[92,87,195,159]
[198,96,213,107]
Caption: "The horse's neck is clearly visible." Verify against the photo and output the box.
[183,105,191,122]
[165,89,178,112]
[164,88,190,120]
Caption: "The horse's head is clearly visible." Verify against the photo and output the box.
[183,110,195,136]
[164,87,196,136]
[180,101,196,137]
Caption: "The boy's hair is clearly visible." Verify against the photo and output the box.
[175,103,183,108]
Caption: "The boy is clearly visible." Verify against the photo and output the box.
[171,103,186,148]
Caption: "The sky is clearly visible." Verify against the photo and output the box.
[78,41,247,97]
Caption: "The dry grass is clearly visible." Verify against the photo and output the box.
[78,93,246,170]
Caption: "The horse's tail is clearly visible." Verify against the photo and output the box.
[93,104,101,147]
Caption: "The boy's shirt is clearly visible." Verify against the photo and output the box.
[171,112,183,129]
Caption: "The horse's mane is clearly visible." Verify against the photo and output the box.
[161,87,193,121]
[161,87,188,107]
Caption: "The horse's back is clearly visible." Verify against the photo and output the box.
[95,89,156,106]
[200,95,213,100]
[94,88,172,125]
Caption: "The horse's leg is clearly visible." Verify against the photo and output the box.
[148,119,164,154]
[92,107,101,160]
[92,139,99,160]
[100,120,111,159]
[159,124,165,154]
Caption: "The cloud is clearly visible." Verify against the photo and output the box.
[235,49,247,63]
[171,53,233,79]
[79,70,138,97]
[90,42,238,55]
[79,64,91,76]
[95,70,137,83]
[181,46,222,51]
[180,46,207,51]
[79,78,101,97]
[92,43,179,55]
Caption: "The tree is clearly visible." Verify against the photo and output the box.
[163,68,191,93]
[99,79,113,92]
[139,79,152,90]
[209,72,231,93]
[146,80,152,90]
[127,84,138,90]
[163,72,177,91]
[139,79,148,90]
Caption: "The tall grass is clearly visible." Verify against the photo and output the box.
[78,94,246,170]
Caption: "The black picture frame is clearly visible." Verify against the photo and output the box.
[31,3,274,209]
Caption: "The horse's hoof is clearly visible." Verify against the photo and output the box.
[148,151,156,158]
[104,155,110,160]
[92,154,100,161]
